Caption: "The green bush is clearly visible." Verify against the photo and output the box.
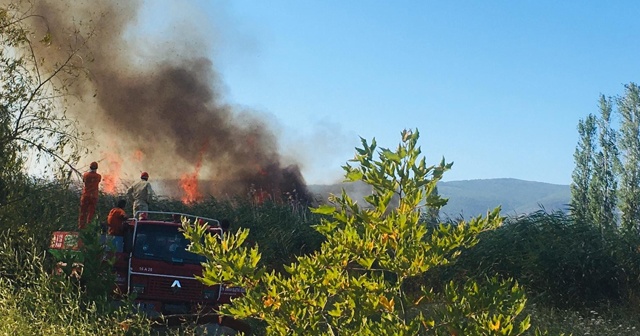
[185,129,536,335]
[0,230,152,335]
[525,304,640,336]
[440,210,640,309]
[0,178,80,247]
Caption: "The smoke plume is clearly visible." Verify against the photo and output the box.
[12,0,310,203]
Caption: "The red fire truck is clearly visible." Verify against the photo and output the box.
[49,211,248,332]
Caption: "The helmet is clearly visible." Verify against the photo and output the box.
[141,172,149,179]
[90,162,98,170]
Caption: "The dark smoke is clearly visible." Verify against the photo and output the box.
[11,0,311,203]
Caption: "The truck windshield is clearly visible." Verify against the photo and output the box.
[132,224,207,265]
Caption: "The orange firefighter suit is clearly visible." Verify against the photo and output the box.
[78,170,101,229]
[107,207,127,235]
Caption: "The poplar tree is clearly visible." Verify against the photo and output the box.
[617,83,640,233]
[571,114,596,225]
[588,95,619,231]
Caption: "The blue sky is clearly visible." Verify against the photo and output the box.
[138,1,640,185]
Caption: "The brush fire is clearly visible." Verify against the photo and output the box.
[8,0,312,205]
[179,150,204,204]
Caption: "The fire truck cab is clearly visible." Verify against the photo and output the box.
[49,211,247,331]
[117,211,244,316]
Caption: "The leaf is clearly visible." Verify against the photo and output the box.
[519,315,531,332]
[381,149,401,163]
[345,169,364,181]
[311,204,336,215]
[488,318,500,331]
[356,257,375,269]
[263,296,275,307]
[328,305,343,317]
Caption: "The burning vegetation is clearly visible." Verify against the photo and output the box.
[11,0,311,204]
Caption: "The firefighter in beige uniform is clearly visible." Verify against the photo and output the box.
[127,171,155,219]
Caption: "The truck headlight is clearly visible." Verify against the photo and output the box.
[203,289,216,300]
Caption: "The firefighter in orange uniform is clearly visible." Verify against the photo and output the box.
[107,199,128,236]
[78,161,102,229]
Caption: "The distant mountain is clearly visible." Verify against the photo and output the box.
[308,178,571,219]
[438,178,570,219]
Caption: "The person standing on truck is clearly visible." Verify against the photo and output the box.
[78,161,102,229]
[127,171,154,219]
[107,199,128,236]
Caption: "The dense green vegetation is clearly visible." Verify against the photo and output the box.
[424,210,640,333]
[571,84,640,233]
[452,210,640,309]
[185,130,535,335]
[0,228,152,335]
[3,181,640,334]
[182,130,640,335]
[0,178,328,334]
[3,0,640,334]
[0,136,639,335]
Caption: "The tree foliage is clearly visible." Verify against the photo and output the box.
[442,210,640,310]
[0,1,87,193]
[570,84,640,233]
[617,83,640,233]
[184,129,533,335]
[588,95,619,231]
[571,113,596,225]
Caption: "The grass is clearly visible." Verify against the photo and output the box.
[0,231,153,335]
[3,181,640,334]
[526,304,640,336]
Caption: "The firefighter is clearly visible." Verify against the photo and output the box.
[78,161,102,229]
[127,171,154,219]
[107,199,128,236]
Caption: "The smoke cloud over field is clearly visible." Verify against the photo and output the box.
[10,0,309,202]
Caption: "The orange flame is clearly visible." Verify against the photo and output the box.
[101,152,123,194]
[132,149,144,162]
[254,189,271,205]
[256,165,268,177]
[179,148,205,204]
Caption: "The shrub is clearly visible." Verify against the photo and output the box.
[184,129,535,335]
[0,230,152,335]
[0,178,80,247]
[443,210,640,309]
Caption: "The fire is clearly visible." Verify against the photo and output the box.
[132,149,144,162]
[180,169,202,204]
[179,147,206,204]
[253,189,271,204]
[101,152,123,194]
[257,165,268,177]
[102,175,118,194]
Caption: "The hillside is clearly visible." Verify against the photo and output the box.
[309,178,571,219]
[438,178,570,219]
